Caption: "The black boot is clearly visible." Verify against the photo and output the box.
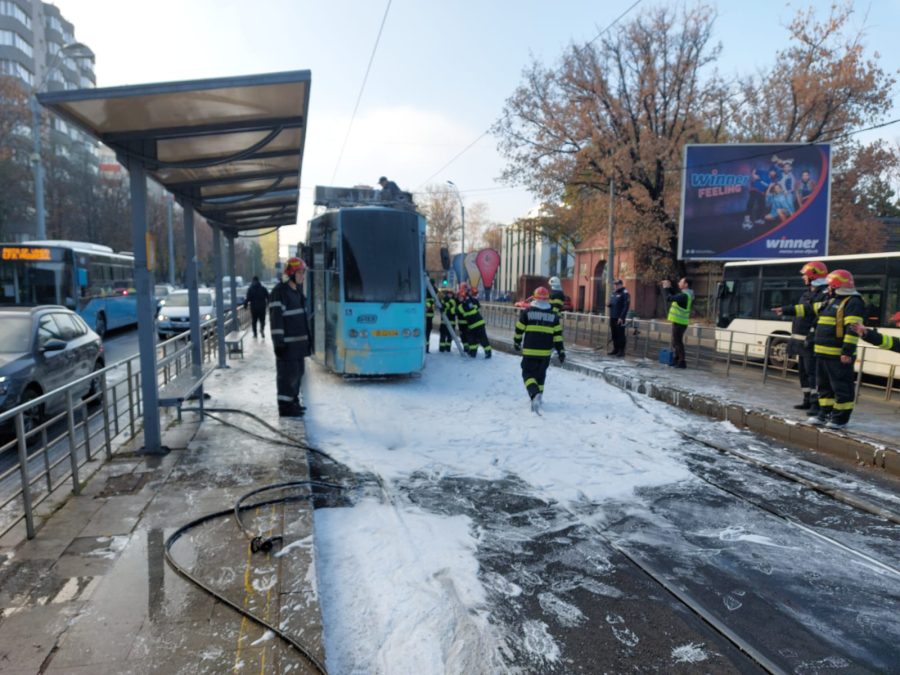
[794,392,812,410]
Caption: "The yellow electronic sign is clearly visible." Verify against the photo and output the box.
[1,247,53,261]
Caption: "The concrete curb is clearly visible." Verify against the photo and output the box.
[490,338,900,478]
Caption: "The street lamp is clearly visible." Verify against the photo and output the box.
[31,42,95,241]
[446,180,465,257]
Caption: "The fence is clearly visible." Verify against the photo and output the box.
[482,303,900,402]
[0,308,247,541]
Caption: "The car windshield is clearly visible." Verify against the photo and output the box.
[0,316,32,353]
[165,292,213,307]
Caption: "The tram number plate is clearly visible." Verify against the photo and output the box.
[372,330,398,337]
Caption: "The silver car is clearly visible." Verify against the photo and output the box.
[156,290,215,340]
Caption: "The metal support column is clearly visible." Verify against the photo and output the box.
[226,230,238,332]
[183,206,203,373]
[212,225,227,367]
[126,160,167,454]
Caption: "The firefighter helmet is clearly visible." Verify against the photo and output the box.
[799,261,828,280]
[549,276,562,290]
[457,282,469,297]
[533,286,550,301]
[825,269,855,294]
[284,257,306,277]
[892,310,900,325]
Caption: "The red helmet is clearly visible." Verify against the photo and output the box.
[457,282,468,296]
[284,257,306,276]
[825,269,854,291]
[533,286,550,301]
[799,261,828,280]
[892,311,900,325]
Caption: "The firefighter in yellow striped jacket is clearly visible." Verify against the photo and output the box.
[513,287,565,413]
[852,311,900,354]
[425,289,435,353]
[438,288,456,352]
[458,285,491,358]
[774,269,865,429]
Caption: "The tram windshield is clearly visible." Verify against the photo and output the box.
[341,210,421,303]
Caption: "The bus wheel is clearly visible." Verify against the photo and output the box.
[95,313,107,338]
[767,337,790,368]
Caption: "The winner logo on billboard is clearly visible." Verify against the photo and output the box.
[679,144,831,260]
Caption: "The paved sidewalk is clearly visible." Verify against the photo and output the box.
[0,338,323,674]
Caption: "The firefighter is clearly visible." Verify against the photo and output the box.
[425,284,435,353]
[774,269,865,429]
[513,286,565,413]
[851,311,900,353]
[270,257,312,417]
[791,261,829,413]
[458,285,491,358]
[438,287,456,352]
[548,276,566,316]
[455,283,470,354]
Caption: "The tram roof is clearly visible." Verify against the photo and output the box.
[37,70,311,233]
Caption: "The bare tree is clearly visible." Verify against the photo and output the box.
[494,4,728,278]
[0,76,33,239]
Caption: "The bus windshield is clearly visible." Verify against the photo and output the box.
[341,210,421,303]
[0,258,72,306]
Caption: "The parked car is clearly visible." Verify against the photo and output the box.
[156,290,215,341]
[0,306,104,436]
[222,285,248,308]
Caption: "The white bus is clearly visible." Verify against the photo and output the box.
[716,252,900,377]
[0,240,137,337]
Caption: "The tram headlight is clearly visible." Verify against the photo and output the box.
[412,328,421,337]
[349,329,358,338]
[360,330,369,338]
[402,328,411,337]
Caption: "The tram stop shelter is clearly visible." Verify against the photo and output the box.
[38,70,311,453]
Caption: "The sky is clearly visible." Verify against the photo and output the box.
[288,334,900,672]
[53,0,900,258]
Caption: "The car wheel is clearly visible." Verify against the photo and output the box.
[20,387,44,438]
[84,360,104,404]
[95,313,107,339]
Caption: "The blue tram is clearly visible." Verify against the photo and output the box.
[303,186,426,376]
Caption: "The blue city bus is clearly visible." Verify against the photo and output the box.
[303,187,426,376]
[0,240,136,337]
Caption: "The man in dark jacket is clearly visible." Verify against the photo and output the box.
[790,261,829,412]
[378,176,402,200]
[270,257,312,417]
[775,269,865,429]
[607,279,630,356]
[244,276,270,338]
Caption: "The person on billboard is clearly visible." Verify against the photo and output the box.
[764,182,795,223]
[742,168,769,229]
[797,169,816,205]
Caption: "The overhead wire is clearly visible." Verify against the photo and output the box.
[330,0,393,183]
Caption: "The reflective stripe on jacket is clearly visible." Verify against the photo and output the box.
[861,328,900,353]
[783,294,865,358]
[514,303,564,358]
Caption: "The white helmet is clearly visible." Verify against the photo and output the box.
[549,276,562,290]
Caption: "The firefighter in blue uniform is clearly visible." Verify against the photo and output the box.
[852,311,900,353]
[791,261,829,413]
[270,257,311,417]
[775,269,865,429]
[458,285,491,358]
[514,286,565,413]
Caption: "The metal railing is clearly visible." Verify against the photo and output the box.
[483,303,900,401]
[0,308,248,540]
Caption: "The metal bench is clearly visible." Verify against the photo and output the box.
[158,366,215,421]
[225,329,248,359]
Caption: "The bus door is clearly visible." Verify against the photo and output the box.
[854,277,884,327]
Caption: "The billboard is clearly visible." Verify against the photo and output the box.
[679,143,830,260]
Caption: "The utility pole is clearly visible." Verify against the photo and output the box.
[606,178,615,310]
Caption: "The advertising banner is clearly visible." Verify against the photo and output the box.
[679,144,830,260]
[475,248,500,289]
[464,252,481,291]
[451,253,467,287]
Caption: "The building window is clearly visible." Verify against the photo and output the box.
[47,16,63,34]
[0,1,31,29]
[0,28,33,58]
[0,58,33,85]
